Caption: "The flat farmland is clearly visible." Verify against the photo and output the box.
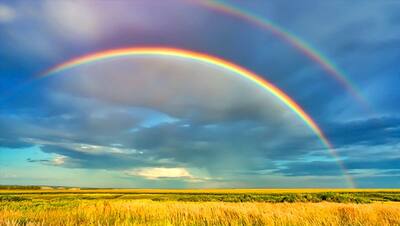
[1,188,400,225]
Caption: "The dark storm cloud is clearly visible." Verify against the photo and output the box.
[0,74,323,179]
[275,157,400,177]
[128,121,281,174]
[39,145,149,170]
[53,57,300,125]
[0,113,39,149]
[274,159,400,188]
[346,158,400,170]
[0,91,152,148]
[0,104,319,174]
[0,139,32,149]
[1,0,400,187]
[326,116,400,147]
[130,119,323,165]
[275,161,342,176]
[258,115,400,177]
[1,76,399,182]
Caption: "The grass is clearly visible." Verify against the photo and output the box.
[1,189,400,225]
[2,189,400,203]
[1,200,400,225]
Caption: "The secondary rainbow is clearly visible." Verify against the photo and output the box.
[43,47,355,187]
[194,0,369,110]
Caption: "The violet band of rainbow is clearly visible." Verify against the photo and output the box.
[42,47,355,188]
[194,0,370,111]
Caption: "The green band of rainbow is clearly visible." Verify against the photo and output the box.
[195,0,369,111]
[42,47,355,188]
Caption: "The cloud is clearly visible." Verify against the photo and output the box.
[55,55,312,128]
[27,158,50,164]
[2,0,400,187]
[27,155,67,166]
[275,160,343,176]
[0,4,15,23]
[0,56,327,185]
[1,55,399,187]
[126,167,194,180]
[38,145,149,170]
[326,116,400,147]
[273,147,400,178]
[52,155,67,165]
[43,0,101,41]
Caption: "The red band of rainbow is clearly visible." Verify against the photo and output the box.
[194,0,370,112]
[43,47,355,188]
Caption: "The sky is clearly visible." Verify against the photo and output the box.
[0,0,399,188]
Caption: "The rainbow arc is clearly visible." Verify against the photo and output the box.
[43,47,355,188]
[194,0,370,110]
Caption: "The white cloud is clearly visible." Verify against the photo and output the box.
[127,167,194,180]
[43,0,101,41]
[52,155,67,165]
[0,4,16,23]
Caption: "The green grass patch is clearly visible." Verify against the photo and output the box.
[1,191,399,205]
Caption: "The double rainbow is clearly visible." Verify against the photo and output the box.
[43,47,355,187]
[195,0,369,110]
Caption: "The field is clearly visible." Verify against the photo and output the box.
[1,188,400,225]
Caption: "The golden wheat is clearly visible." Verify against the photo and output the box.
[1,200,400,226]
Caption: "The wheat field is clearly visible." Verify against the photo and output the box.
[1,200,400,226]
[1,189,400,225]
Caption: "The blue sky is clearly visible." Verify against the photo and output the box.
[0,0,399,188]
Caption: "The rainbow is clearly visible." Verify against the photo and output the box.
[194,0,369,110]
[43,47,355,187]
